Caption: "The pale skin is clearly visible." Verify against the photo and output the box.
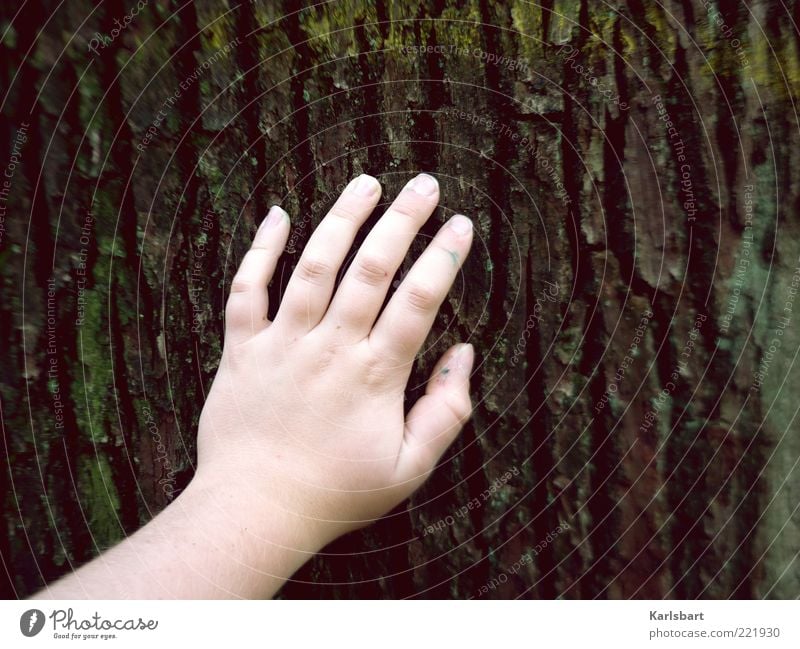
[35,173,474,599]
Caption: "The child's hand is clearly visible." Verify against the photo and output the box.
[196,173,474,553]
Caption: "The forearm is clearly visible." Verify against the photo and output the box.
[33,476,322,599]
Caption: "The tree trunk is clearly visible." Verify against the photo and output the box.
[2,0,799,598]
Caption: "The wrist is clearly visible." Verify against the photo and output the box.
[179,470,332,596]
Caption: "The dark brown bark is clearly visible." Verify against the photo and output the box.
[2,0,800,599]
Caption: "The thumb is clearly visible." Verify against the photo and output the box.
[395,343,474,485]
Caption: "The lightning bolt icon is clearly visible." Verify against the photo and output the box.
[28,611,38,632]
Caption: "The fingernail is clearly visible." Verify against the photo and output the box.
[440,343,475,381]
[347,174,379,197]
[437,343,474,386]
[453,343,474,377]
[407,173,438,196]
[261,205,287,230]
[449,214,472,235]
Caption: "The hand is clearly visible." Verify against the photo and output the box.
[34,172,475,600]
[196,173,475,553]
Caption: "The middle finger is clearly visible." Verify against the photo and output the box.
[321,173,440,338]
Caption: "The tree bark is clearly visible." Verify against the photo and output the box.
[2,0,799,598]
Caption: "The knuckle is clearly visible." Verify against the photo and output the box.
[225,297,256,325]
[444,391,472,424]
[404,283,439,313]
[328,202,362,223]
[362,357,393,387]
[229,278,254,295]
[225,337,257,362]
[353,252,392,286]
[296,255,333,285]
[388,199,420,220]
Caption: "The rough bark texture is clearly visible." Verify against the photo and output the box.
[2,0,799,598]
